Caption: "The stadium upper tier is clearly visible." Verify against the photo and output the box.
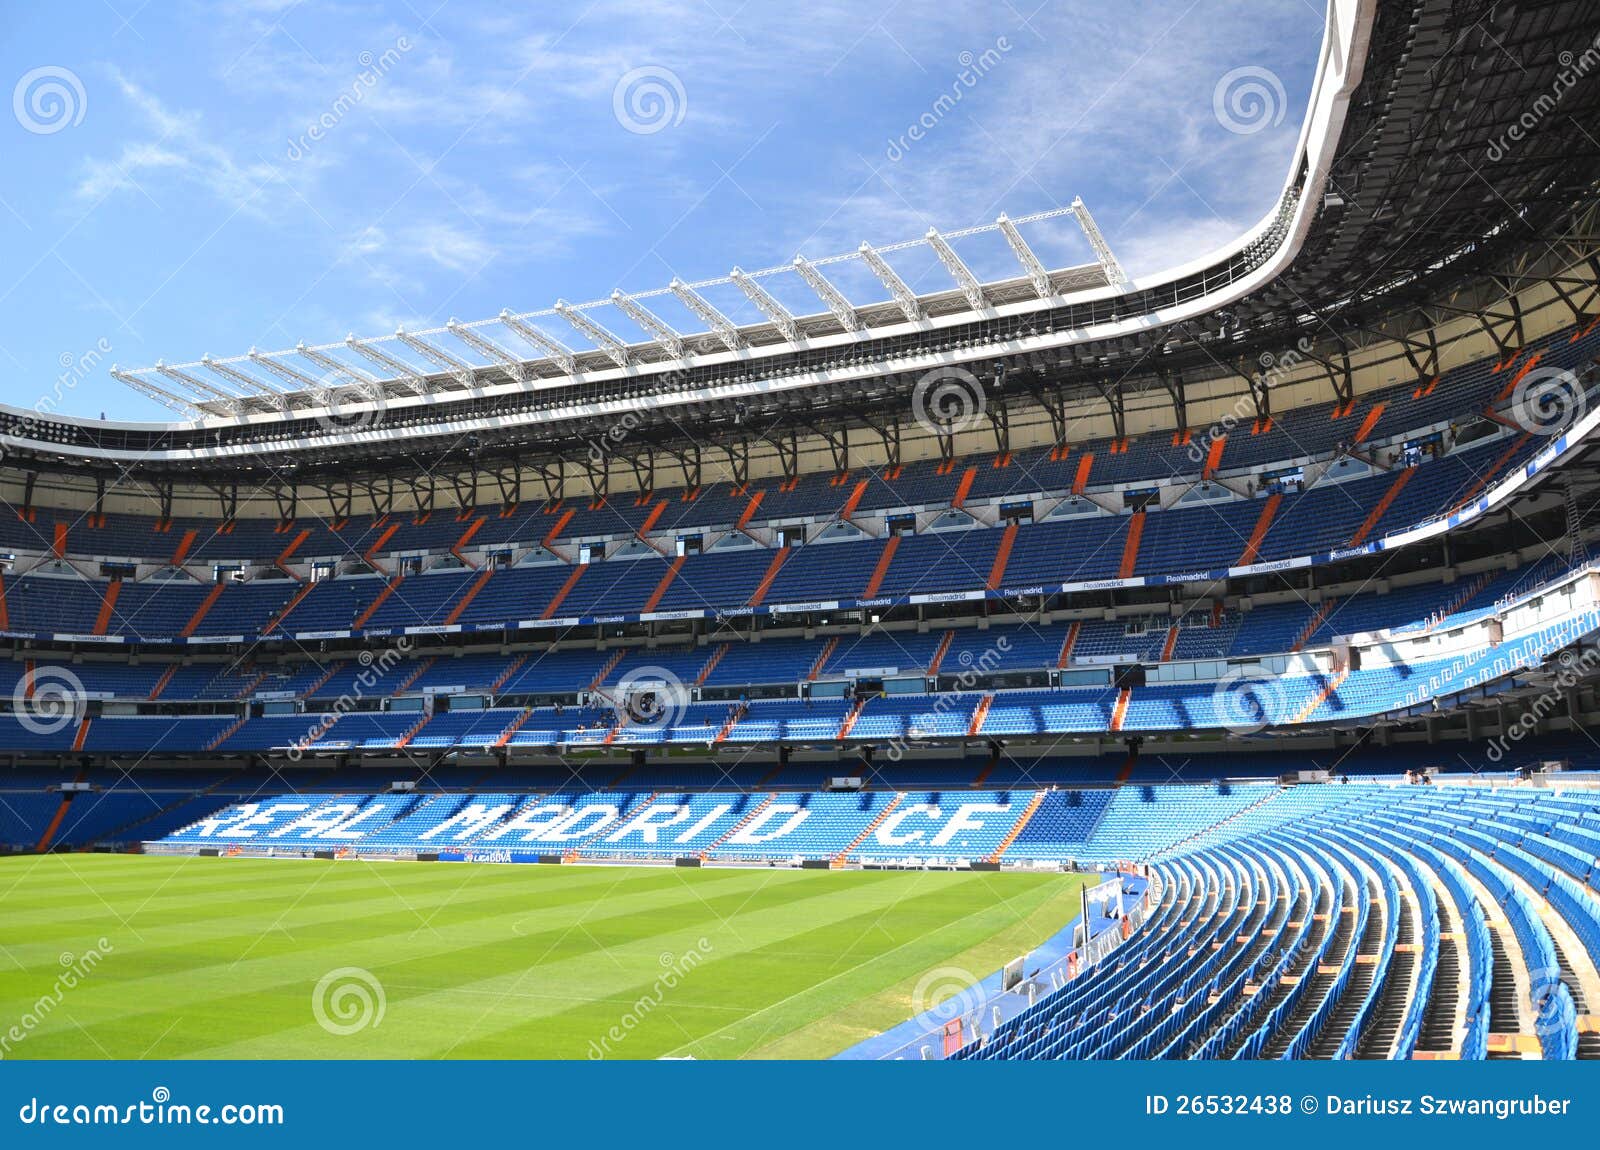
[1,323,1596,647]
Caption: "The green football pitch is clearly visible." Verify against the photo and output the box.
[0,855,1089,1060]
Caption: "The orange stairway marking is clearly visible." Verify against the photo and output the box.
[92,580,122,636]
[542,508,575,547]
[363,522,401,571]
[1290,668,1349,723]
[748,548,791,607]
[700,794,776,860]
[641,556,684,613]
[637,500,668,536]
[736,490,765,529]
[967,693,994,737]
[839,479,869,520]
[986,790,1045,863]
[1351,402,1386,444]
[1072,452,1094,494]
[1202,435,1227,479]
[1237,492,1282,564]
[1056,621,1081,668]
[951,466,977,509]
[807,637,838,681]
[392,658,435,695]
[1494,350,1544,401]
[52,523,68,557]
[987,522,1018,589]
[695,644,729,686]
[171,528,198,566]
[179,583,226,638]
[488,654,528,693]
[450,517,486,566]
[838,698,868,739]
[395,713,432,749]
[353,575,404,629]
[275,527,312,573]
[493,708,535,748]
[1291,599,1340,652]
[148,665,176,702]
[861,535,901,597]
[1160,625,1179,661]
[1115,747,1139,784]
[35,791,77,852]
[1348,468,1414,546]
[832,793,902,865]
[1109,687,1132,732]
[443,568,494,626]
[542,564,588,618]
[71,719,92,753]
[1118,510,1146,578]
[926,630,955,675]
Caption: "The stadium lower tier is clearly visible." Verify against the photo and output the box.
[21,775,1599,1061]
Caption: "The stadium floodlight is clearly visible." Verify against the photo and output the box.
[344,334,433,398]
[446,319,531,382]
[729,266,799,342]
[498,310,578,375]
[555,299,630,368]
[996,213,1054,300]
[925,228,987,311]
[200,355,292,413]
[610,290,685,359]
[858,243,923,322]
[295,341,380,395]
[792,256,861,332]
[670,278,744,352]
[248,348,338,404]
[108,368,203,416]
[1071,197,1131,289]
[395,326,476,389]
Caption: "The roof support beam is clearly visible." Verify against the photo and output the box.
[395,327,475,389]
[996,213,1053,300]
[152,360,246,410]
[446,319,531,382]
[670,278,744,352]
[729,267,799,342]
[555,300,630,367]
[499,311,578,375]
[1071,197,1130,289]
[249,348,337,403]
[792,256,860,331]
[858,243,922,322]
[295,343,381,396]
[344,335,431,397]
[107,369,203,417]
[200,355,292,412]
[610,290,685,359]
[925,228,987,311]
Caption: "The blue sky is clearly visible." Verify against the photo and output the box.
[0,0,1323,421]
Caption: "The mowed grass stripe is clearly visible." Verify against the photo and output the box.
[0,862,842,1052]
[0,857,1071,1060]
